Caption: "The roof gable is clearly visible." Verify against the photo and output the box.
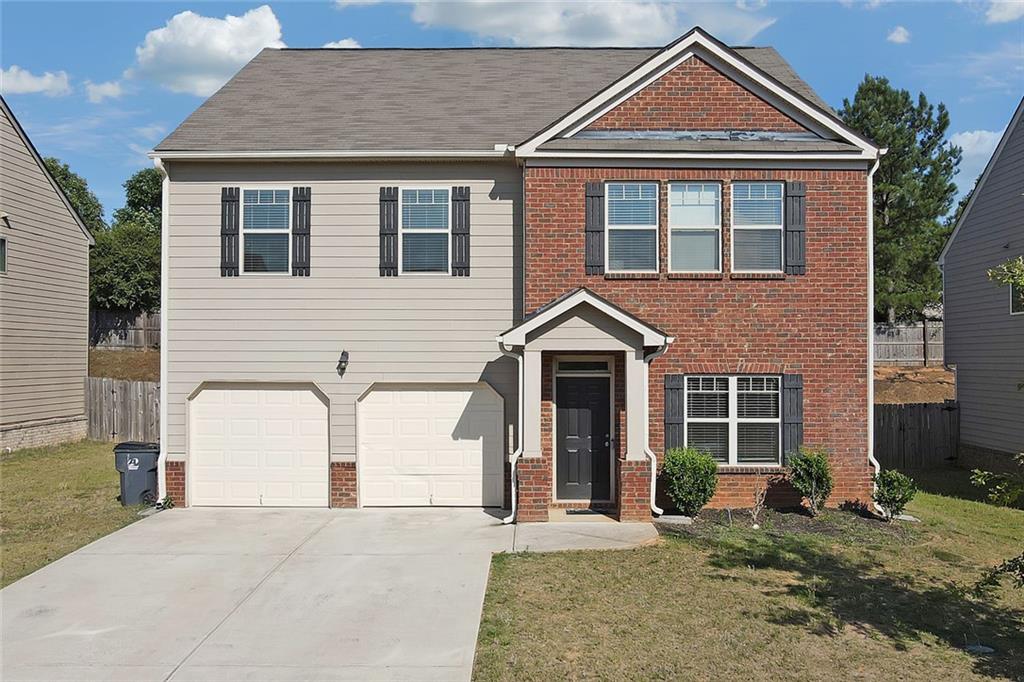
[0,96,95,244]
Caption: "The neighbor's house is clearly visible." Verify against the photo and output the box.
[0,96,94,450]
[152,28,883,520]
[940,96,1024,473]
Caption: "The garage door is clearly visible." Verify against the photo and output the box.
[359,384,504,507]
[189,387,329,507]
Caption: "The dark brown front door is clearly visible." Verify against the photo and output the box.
[556,376,611,500]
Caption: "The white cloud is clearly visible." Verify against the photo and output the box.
[887,26,911,44]
[323,38,362,48]
[85,80,123,103]
[127,5,285,96]
[960,42,1024,91]
[133,124,166,141]
[0,65,71,97]
[839,0,884,8]
[950,128,1004,190]
[986,1,1024,23]
[338,1,775,46]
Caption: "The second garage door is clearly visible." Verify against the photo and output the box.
[358,384,504,507]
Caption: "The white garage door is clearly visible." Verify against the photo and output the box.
[189,387,329,507]
[359,384,504,507]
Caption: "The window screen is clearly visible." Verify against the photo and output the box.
[401,189,449,273]
[242,189,289,273]
[607,182,658,272]
[732,182,783,272]
[683,375,782,465]
[670,183,720,272]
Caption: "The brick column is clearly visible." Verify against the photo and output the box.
[617,458,651,522]
[516,457,551,522]
[330,462,357,508]
[165,461,186,506]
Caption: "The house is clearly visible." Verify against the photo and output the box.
[0,96,94,451]
[940,96,1024,473]
[152,28,883,520]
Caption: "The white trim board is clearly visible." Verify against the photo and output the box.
[515,28,881,158]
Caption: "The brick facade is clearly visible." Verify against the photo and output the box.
[617,458,652,521]
[330,461,358,508]
[0,417,87,452]
[165,461,186,506]
[584,56,807,133]
[524,166,874,512]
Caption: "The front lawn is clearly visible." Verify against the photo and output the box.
[475,492,1024,680]
[0,440,141,587]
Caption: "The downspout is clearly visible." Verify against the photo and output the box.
[498,341,523,524]
[867,155,885,514]
[642,341,672,516]
[154,157,169,503]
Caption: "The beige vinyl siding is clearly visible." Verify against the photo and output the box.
[0,106,90,428]
[165,161,522,462]
[526,305,643,351]
[943,108,1024,455]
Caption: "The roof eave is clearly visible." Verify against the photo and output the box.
[149,148,516,161]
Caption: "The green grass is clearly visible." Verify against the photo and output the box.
[474,490,1024,681]
[0,440,141,587]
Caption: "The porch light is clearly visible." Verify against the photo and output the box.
[336,350,349,376]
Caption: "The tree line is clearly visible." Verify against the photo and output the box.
[50,75,966,321]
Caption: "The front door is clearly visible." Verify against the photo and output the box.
[556,376,611,500]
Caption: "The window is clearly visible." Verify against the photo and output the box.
[242,189,290,273]
[606,182,658,272]
[669,183,721,272]
[684,375,781,465]
[1012,282,1024,315]
[0,237,6,273]
[731,182,784,272]
[401,188,450,273]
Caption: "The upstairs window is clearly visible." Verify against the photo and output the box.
[684,375,781,465]
[401,188,450,273]
[732,182,784,272]
[1012,282,1024,315]
[669,183,721,272]
[606,182,658,273]
[242,189,290,274]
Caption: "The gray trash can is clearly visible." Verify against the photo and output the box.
[113,442,160,506]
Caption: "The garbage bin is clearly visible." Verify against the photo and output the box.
[113,441,160,506]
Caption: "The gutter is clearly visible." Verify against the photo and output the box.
[148,148,513,161]
[498,341,524,524]
[153,157,169,504]
[867,155,885,515]
[643,341,673,516]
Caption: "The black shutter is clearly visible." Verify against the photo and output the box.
[451,186,470,276]
[784,181,806,275]
[665,375,686,452]
[220,187,240,277]
[292,187,311,276]
[585,182,605,275]
[379,187,398,276]
[782,374,804,463]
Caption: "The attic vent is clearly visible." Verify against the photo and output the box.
[572,129,823,142]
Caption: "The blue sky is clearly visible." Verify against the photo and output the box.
[2,1,1022,220]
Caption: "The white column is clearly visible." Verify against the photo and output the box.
[522,349,543,458]
[625,348,646,461]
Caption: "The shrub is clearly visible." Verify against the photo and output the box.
[787,447,833,516]
[661,447,718,516]
[872,470,917,521]
[971,452,1024,508]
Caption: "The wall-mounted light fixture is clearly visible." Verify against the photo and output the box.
[336,350,350,376]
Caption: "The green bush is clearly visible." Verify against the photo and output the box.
[873,470,917,521]
[787,447,834,516]
[661,447,718,516]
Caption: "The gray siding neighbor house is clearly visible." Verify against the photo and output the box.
[940,96,1024,472]
[0,96,94,450]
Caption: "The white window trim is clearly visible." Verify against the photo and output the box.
[1011,282,1024,316]
[683,375,782,466]
[668,181,722,274]
[240,187,291,276]
[398,185,452,276]
[605,181,659,274]
[730,181,785,274]
[552,354,616,504]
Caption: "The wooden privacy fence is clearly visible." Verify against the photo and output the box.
[874,321,943,366]
[86,377,159,442]
[874,401,959,470]
[90,310,160,349]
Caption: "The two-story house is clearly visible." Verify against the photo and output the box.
[152,28,883,520]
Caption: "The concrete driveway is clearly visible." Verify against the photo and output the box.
[1,508,656,681]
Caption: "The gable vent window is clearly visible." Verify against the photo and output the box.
[606,182,658,273]
[669,183,721,273]
[401,188,450,274]
[732,182,784,273]
[242,189,290,274]
[683,375,781,465]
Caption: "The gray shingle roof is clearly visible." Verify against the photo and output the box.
[156,46,835,153]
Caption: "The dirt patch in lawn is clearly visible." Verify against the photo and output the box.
[89,348,160,382]
[874,365,955,404]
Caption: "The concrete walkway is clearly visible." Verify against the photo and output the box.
[1,508,656,681]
